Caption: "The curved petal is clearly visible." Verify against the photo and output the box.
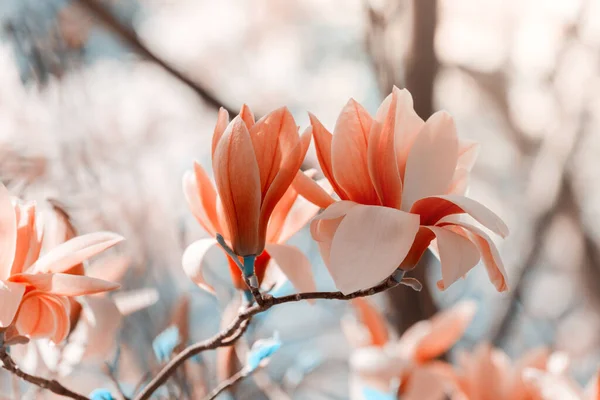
[15,292,71,343]
[413,301,477,362]
[411,194,509,238]
[10,273,120,296]
[439,217,508,292]
[425,226,480,290]
[368,91,403,209]
[332,99,379,204]
[181,238,218,294]
[0,183,16,280]
[239,104,255,129]
[329,205,420,294]
[266,243,316,294]
[310,113,349,199]
[27,231,124,274]
[214,116,262,256]
[211,107,230,160]
[402,111,459,211]
[351,298,389,347]
[266,184,299,243]
[276,194,322,244]
[182,162,220,236]
[10,201,36,276]
[399,227,436,270]
[391,88,425,179]
[0,281,25,328]
[292,169,335,209]
[310,201,359,242]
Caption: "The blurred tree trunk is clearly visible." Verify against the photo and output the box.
[387,0,439,334]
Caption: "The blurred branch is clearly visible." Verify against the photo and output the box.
[134,274,405,400]
[74,0,237,115]
[203,368,253,400]
[0,340,88,400]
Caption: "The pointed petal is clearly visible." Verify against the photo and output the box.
[332,99,379,204]
[266,243,316,293]
[0,183,16,280]
[411,194,509,238]
[28,232,124,274]
[239,104,255,129]
[391,88,426,180]
[402,111,459,211]
[368,90,403,208]
[329,205,420,294]
[10,201,36,276]
[266,184,299,243]
[351,298,389,347]
[182,162,220,236]
[310,113,349,199]
[292,169,335,209]
[182,238,218,294]
[425,226,480,290]
[439,217,508,292]
[9,273,120,296]
[214,116,262,256]
[211,108,230,159]
[276,189,323,244]
[414,301,477,362]
[0,281,25,328]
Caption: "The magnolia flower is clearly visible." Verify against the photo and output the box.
[182,105,320,294]
[344,298,476,399]
[297,87,509,294]
[0,184,124,344]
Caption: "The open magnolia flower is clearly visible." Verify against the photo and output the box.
[344,298,476,399]
[0,184,124,344]
[182,105,319,294]
[297,87,509,294]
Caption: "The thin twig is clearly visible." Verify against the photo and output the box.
[0,344,89,400]
[202,367,252,400]
[134,275,401,400]
[75,0,236,115]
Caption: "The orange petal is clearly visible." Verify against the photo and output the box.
[399,227,436,270]
[266,184,299,244]
[214,116,262,256]
[181,238,218,294]
[292,169,335,209]
[10,273,120,296]
[439,217,508,292]
[266,243,316,294]
[413,301,477,362]
[182,162,220,236]
[239,104,255,129]
[329,204,420,294]
[351,298,389,347]
[258,128,310,251]
[424,226,480,290]
[331,99,379,204]
[276,184,326,244]
[368,89,403,208]
[0,183,16,280]
[411,194,509,238]
[402,111,459,211]
[15,292,71,343]
[27,231,124,274]
[211,108,230,160]
[0,281,25,328]
[10,201,36,276]
[309,113,349,199]
[392,88,425,179]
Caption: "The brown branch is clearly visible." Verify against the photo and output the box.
[134,275,402,400]
[74,0,237,115]
[202,367,253,400]
[0,343,89,400]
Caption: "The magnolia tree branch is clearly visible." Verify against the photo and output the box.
[0,342,89,400]
[134,275,403,400]
[202,367,253,400]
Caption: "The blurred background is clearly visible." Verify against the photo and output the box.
[1,0,600,398]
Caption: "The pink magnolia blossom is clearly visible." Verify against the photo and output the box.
[182,105,324,294]
[296,87,509,294]
[0,184,124,344]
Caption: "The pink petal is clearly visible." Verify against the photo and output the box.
[292,169,335,209]
[331,99,379,205]
[447,168,469,196]
[413,301,477,362]
[181,238,218,294]
[0,183,16,280]
[329,205,420,294]
[266,243,316,293]
[0,281,25,328]
[457,140,480,171]
[411,194,509,238]
[10,273,120,296]
[425,226,480,290]
[402,111,459,211]
[390,88,425,179]
[28,231,124,274]
[439,217,508,292]
[310,201,359,242]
